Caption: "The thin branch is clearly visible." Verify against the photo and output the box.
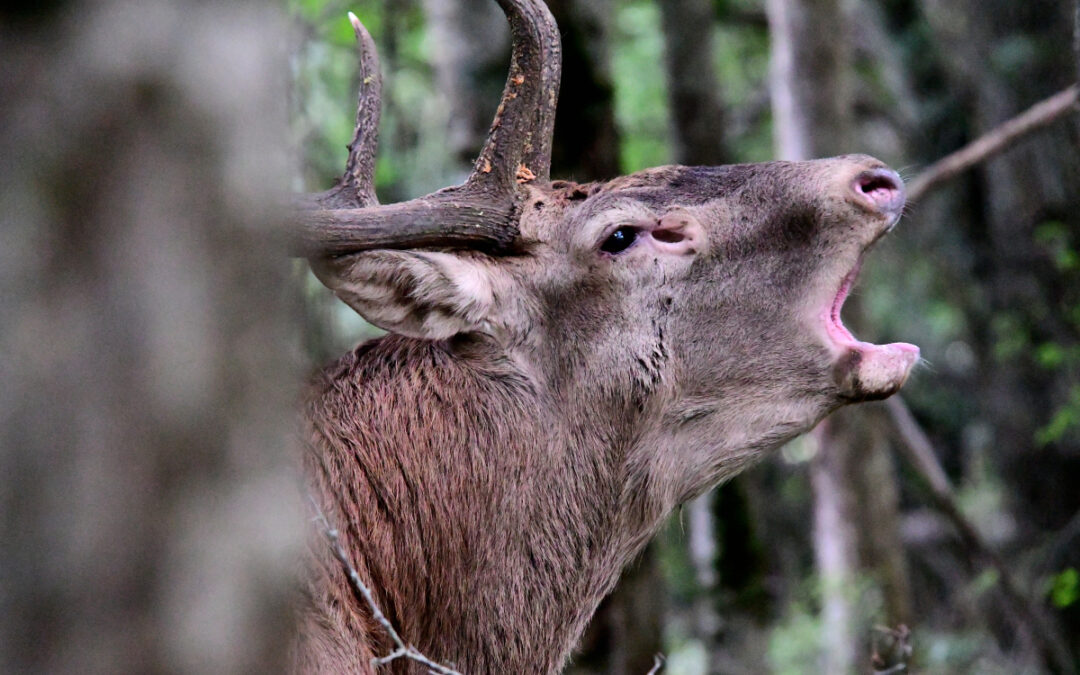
[906,85,1078,202]
[645,653,665,675]
[308,498,464,675]
[883,397,1076,675]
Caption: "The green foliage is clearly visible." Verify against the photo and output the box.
[990,312,1031,363]
[1035,386,1080,446]
[612,0,670,172]
[989,35,1038,81]
[290,14,362,188]
[713,22,772,162]
[766,601,822,675]
[1048,567,1080,609]
[766,575,884,675]
[657,511,702,602]
[967,567,1000,599]
[1029,221,1080,446]
[1034,221,1080,272]
[917,627,1008,674]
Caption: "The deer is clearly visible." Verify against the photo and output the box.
[289,0,920,672]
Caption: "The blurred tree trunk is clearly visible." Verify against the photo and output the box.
[767,1,913,672]
[658,0,728,165]
[422,0,508,174]
[0,2,303,673]
[766,0,853,161]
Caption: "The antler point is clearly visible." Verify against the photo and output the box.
[347,11,362,34]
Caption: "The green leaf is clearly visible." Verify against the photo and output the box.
[1050,568,1080,609]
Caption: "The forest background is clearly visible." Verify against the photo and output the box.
[1,0,1078,673]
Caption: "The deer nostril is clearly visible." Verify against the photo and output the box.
[652,228,686,244]
[852,168,904,215]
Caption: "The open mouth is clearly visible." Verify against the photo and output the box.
[822,253,920,400]
[826,260,862,345]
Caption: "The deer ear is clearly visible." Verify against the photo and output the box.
[311,250,498,340]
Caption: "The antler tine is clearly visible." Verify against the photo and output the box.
[470,0,562,188]
[304,12,382,211]
[341,11,381,207]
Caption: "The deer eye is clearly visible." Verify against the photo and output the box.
[600,226,638,254]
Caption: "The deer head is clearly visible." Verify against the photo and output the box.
[294,1,918,508]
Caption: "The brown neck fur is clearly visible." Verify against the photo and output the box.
[295,333,661,674]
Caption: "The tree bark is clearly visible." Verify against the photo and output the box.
[807,422,860,674]
[0,3,303,673]
[766,0,854,161]
[687,492,723,672]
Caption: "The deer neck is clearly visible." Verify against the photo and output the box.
[315,335,663,674]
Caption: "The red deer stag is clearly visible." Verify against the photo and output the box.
[291,1,920,672]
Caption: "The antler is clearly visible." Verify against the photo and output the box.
[293,0,562,257]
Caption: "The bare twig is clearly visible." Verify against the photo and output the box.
[308,498,464,675]
[883,397,1076,675]
[906,85,1078,202]
[645,653,665,675]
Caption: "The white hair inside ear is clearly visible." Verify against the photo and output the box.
[311,250,498,340]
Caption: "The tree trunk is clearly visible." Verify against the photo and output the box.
[766,0,854,161]
[0,3,303,673]
[807,422,860,674]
